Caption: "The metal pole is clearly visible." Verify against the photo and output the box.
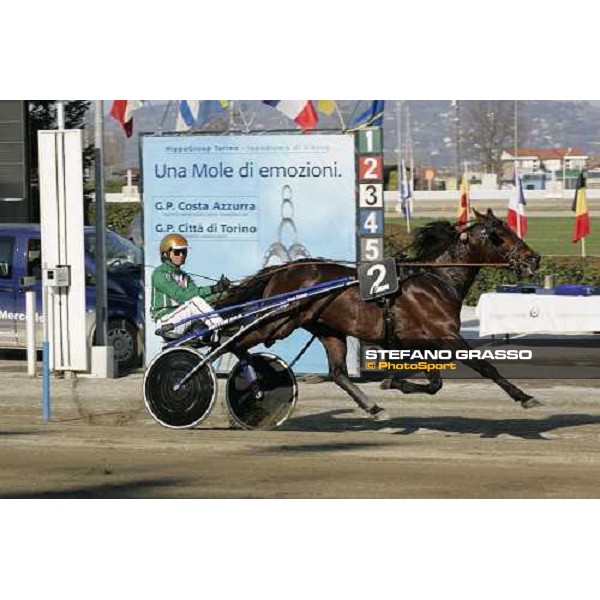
[514,100,522,239]
[42,264,50,421]
[94,100,108,346]
[454,100,462,181]
[396,100,403,218]
[56,101,65,129]
[26,289,36,376]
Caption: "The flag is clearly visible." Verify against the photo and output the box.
[316,100,336,116]
[507,176,528,238]
[397,160,412,217]
[110,100,143,137]
[176,100,200,132]
[348,100,385,130]
[196,100,229,127]
[263,100,318,130]
[572,172,591,243]
[457,174,470,226]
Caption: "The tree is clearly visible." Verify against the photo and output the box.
[28,101,92,221]
[28,101,93,179]
[460,100,528,177]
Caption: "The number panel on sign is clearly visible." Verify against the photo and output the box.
[358,156,383,181]
[359,209,384,235]
[358,258,399,301]
[360,237,383,262]
[359,183,383,208]
[356,128,382,154]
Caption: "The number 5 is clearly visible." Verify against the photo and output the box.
[364,239,380,261]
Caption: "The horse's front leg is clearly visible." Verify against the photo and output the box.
[449,336,542,408]
[382,369,443,395]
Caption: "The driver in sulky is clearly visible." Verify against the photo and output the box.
[151,234,231,341]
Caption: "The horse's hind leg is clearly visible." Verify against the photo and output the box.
[307,327,388,421]
[382,369,443,395]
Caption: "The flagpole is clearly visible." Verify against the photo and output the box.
[514,100,522,239]
[581,237,587,258]
[454,100,462,181]
[347,101,361,132]
[407,103,414,229]
[160,101,172,133]
[334,102,346,131]
[397,100,411,233]
[396,99,402,216]
[464,160,470,218]
[237,101,250,133]
[246,103,259,131]
[228,100,235,132]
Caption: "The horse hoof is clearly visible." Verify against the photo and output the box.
[370,407,390,422]
[380,378,393,390]
[521,397,543,409]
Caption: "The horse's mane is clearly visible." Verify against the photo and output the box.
[214,258,348,308]
[411,220,462,261]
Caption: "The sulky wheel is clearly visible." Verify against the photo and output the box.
[226,352,298,430]
[144,347,217,429]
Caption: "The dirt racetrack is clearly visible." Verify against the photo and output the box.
[1,369,600,498]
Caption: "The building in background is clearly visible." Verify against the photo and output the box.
[501,147,588,190]
[0,101,32,222]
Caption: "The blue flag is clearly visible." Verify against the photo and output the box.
[196,100,229,126]
[398,160,412,217]
[349,100,385,130]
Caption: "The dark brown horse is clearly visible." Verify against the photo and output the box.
[215,209,542,419]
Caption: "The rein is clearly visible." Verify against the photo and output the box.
[396,262,510,268]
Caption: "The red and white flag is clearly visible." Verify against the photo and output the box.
[507,176,527,238]
[110,100,143,137]
[457,175,470,228]
[262,100,318,130]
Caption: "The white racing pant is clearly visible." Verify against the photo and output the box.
[157,297,224,337]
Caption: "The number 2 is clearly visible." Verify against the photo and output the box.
[367,263,390,295]
[363,157,378,179]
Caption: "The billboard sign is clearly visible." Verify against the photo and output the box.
[141,133,357,373]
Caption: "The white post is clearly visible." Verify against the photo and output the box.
[56,101,65,129]
[563,147,571,194]
[26,288,36,376]
[41,261,50,421]
[581,237,587,258]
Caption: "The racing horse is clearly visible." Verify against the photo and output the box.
[215,208,542,419]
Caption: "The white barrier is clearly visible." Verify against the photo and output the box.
[384,189,600,215]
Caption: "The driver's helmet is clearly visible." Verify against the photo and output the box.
[160,234,189,262]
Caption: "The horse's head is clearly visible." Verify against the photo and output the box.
[465,208,541,276]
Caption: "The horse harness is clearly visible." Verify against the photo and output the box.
[375,263,463,347]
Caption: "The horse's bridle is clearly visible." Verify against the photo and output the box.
[479,222,526,271]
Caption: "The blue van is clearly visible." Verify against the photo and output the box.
[0,224,144,369]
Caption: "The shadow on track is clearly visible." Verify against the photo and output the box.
[0,477,187,499]
[283,410,600,440]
